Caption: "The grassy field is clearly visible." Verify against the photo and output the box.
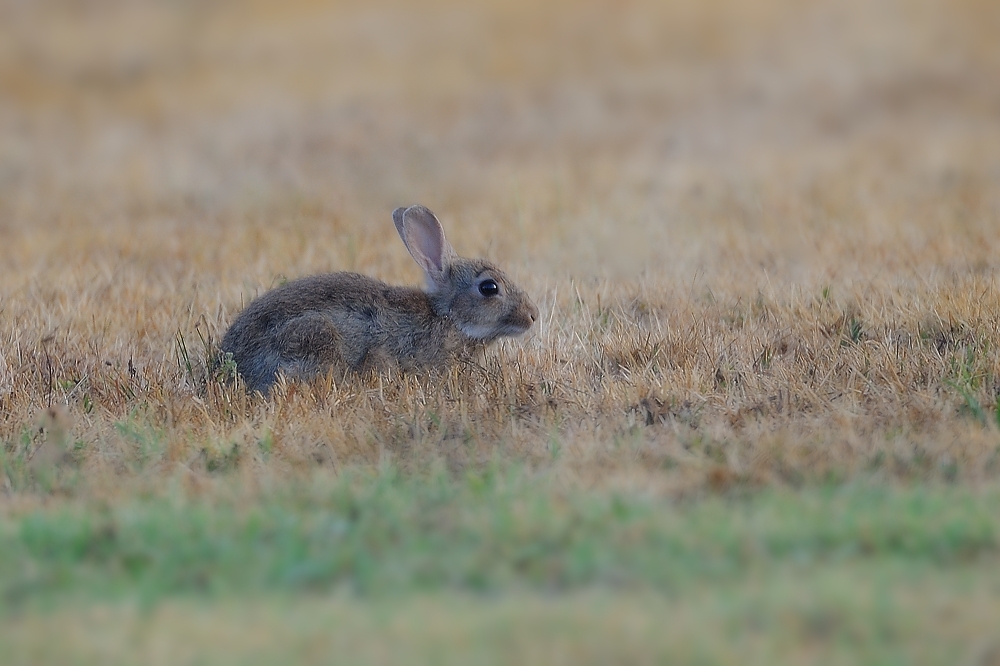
[2,0,1000,662]
[4,473,1000,663]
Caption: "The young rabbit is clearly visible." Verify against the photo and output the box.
[221,205,539,394]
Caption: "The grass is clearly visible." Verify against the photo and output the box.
[2,577,996,666]
[2,0,1000,662]
[2,468,1000,663]
[3,0,1000,493]
[3,569,1000,665]
[3,468,998,603]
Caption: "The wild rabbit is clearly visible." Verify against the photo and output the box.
[221,205,538,394]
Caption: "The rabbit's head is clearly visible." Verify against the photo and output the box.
[393,205,539,341]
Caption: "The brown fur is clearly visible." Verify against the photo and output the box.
[221,206,538,394]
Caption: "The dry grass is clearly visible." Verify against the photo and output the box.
[6,573,1000,666]
[2,0,1000,503]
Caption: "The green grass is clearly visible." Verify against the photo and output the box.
[2,467,1000,664]
[2,469,1000,663]
[2,468,999,606]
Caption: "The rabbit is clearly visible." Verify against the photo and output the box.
[220,205,539,395]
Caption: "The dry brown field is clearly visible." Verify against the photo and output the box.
[3,0,999,500]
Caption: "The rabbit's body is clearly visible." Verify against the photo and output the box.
[222,272,483,392]
[221,206,537,394]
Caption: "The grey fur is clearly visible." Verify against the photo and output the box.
[221,205,539,394]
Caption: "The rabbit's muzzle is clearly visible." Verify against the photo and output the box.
[506,299,539,335]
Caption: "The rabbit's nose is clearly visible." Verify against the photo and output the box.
[527,301,539,323]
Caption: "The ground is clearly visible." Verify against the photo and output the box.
[1,0,1000,663]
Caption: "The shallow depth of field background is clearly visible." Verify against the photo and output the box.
[2,0,1000,663]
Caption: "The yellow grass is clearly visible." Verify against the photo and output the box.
[1,0,1000,504]
[5,567,1000,666]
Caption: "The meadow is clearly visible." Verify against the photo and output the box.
[1,0,1000,662]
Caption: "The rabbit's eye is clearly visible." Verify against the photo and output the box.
[478,279,499,297]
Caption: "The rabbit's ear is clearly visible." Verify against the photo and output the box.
[393,205,456,290]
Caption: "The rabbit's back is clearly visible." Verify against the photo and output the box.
[221,272,469,393]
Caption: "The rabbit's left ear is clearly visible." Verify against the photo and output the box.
[393,205,456,291]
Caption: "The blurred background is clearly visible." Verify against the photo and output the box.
[0,0,998,284]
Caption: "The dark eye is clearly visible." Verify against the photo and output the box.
[478,279,499,297]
